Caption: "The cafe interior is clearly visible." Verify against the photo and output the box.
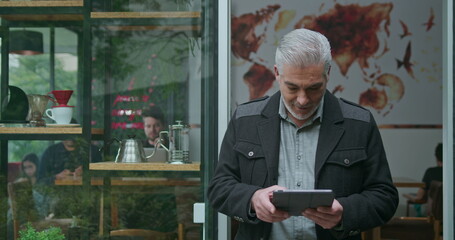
[0,0,453,240]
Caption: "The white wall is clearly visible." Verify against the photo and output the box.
[188,38,202,163]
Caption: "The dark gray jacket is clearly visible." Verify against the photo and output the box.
[208,91,398,240]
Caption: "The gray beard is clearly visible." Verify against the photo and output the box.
[284,100,320,121]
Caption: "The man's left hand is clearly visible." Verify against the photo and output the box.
[302,199,343,229]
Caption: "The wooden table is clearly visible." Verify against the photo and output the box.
[361,177,426,240]
[393,177,425,188]
[55,176,200,236]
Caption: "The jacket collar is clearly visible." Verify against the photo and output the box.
[320,90,344,124]
[261,91,281,118]
[314,91,345,182]
[257,91,281,185]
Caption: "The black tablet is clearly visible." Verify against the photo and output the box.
[272,189,334,216]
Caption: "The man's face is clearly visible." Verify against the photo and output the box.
[143,117,164,141]
[275,63,328,124]
[62,140,76,151]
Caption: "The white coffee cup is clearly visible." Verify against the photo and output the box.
[45,106,73,124]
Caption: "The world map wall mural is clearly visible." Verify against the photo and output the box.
[231,0,442,127]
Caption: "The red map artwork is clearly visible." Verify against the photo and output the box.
[298,3,393,77]
[231,2,419,115]
[231,5,280,61]
[231,5,280,100]
[243,63,276,100]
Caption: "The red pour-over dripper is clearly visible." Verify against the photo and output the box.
[49,90,73,106]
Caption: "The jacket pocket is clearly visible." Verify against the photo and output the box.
[323,148,367,196]
[326,148,367,167]
[234,141,265,159]
[234,141,267,186]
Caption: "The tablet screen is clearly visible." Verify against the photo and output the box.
[272,189,334,216]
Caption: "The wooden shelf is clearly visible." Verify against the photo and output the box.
[0,0,84,20]
[91,11,201,19]
[0,127,103,135]
[1,14,83,21]
[90,162,200,171]
[0,1,83,7]
[104,25,200,31]
[55,177,200,186]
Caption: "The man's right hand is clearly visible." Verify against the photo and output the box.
[55,169,73,180]
[251,185,290,223]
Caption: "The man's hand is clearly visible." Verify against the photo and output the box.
[303,199,343,229]
[74,166,83,177]
[251,185,290,223]
[55,169,73,180]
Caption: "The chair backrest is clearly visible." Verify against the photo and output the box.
[427,180,443,221]
[7,162,22,183]
[8,180,41,240]
[7,180,39,222]
[110,228,177,240]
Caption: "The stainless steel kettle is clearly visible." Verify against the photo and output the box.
[105,135,147,163]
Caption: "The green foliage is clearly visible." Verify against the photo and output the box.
[9,54,78,103]
[91,29,191,140]
[18,223,65,240]
[8,140,50,163]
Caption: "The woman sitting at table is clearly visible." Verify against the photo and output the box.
[7,153,52,239]
[405,142,442,216]
[16,153,39,185]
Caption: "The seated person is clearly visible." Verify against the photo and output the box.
[16,153,39,185]
[37,138,102,185]
[36,138,103,227]
[7,153,52,239]
[404,143,442,215]
[141,106,167,148]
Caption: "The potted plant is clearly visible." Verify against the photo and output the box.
[18,223,65,240]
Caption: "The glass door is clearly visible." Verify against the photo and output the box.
[87,0,218,239]
[0,0,218,239]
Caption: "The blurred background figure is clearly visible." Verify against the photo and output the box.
[142,106,166,148]
[16,153,39,185]
[422,143,443,193]
[37,138,102,185]
[8,153,52,239]
[35,138,102,228]
[16,153,51,217]
[404,142,443,216]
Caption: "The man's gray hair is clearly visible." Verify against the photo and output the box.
[275,28,332,77]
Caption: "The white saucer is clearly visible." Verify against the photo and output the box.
[46,123,80,127]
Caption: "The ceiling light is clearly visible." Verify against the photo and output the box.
[9,30,44,55]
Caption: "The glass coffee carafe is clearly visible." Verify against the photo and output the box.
[27,94,53,127]
[156,120,190,164]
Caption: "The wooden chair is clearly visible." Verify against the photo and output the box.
[110,223,184,240]
[108,187,185,240]
[7,180,73,240]
[402,188,428,217]
[405,197,427,216]
[379,180,443,240]
[8,180,38,240]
